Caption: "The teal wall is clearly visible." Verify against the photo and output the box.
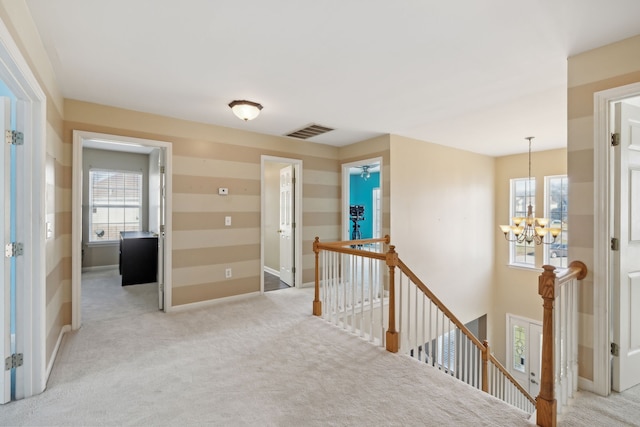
[349,171,380,239]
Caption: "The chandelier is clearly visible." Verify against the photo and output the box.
[499,137,561,245]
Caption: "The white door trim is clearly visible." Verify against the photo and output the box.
[72,131,173,328]
[341,157,383,241]
[260,156,302,292]
[0,17,47,398]
[593,81,640,396]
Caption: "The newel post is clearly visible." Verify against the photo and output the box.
[312,237,322,316]
[385,245,399,353]
[537,265,557,427]
[482,340,489,393]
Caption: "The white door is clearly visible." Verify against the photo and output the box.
[158,149,166,310]
[507,315,542,397]
[0,97,12,403]
[372,188,381,238]
[279,165,294,286]
[612,101,640,392]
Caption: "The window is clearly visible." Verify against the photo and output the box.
[510,178,536,266]
[89,169,142,242]
[545,175,568,267]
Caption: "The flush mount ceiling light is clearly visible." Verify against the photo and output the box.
[228,100,263,121]
[361,165,371,180]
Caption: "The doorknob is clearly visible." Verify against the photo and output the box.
[530,379,539,385]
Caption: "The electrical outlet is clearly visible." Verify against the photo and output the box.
[225,216,231,226]
[225,268,232,278]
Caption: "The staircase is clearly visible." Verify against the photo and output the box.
[312,236,587,427]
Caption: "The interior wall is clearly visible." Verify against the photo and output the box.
[81,148,150,268]
[567,33,640,381]
[339,135,391,239]
[491,148,567,365]
[264,161,288,273]
[0,1,69,367]
[64,100,342,305]
[389,135,495,327]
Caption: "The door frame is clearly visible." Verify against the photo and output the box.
[260,156,302,292]
[342,157,383,241]
[0,17,47,398]
[505,313,542,396]
[72,131,173,329]
[593,81,640,396]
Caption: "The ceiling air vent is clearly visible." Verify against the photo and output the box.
[286,124,334,140]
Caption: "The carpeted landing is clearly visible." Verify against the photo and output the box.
[0,278,534,426]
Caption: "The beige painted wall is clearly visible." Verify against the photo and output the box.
[568,33,640,381]
[0,1,69,368]
[389,135,495,326]
[491,148,566,364]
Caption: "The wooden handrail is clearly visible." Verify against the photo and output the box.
[488,353,537,406]
[536,260,588,427]
[313,236,537,412]
[319,235,390,248]
[397,259,485,349]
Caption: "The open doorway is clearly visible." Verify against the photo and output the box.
[72,131,173,329]
[342,158,383,242]
[261,156,302,292]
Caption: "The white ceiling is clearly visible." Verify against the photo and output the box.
[24,0,640,156]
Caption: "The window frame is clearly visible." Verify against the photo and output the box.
[88,168,143,243]
[543,174,568,267]
[508,177,537,267]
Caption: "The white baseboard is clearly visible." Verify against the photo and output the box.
[578,377,597,394]
[46,324,71,382]
[82,264,119,273]
[263,266,279,276]
[167,291,261,313]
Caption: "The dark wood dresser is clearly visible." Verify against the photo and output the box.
[119,231,158,286]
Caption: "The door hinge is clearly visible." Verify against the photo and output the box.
[292,267,296,274]
[611,342,619,357]
[611,237,620,251]
[160,225,165,233]
[160,166,165,173]
[611,132,620,147]
[5,130,23,146]
[5,242,23,258]
[5,353,23,370]
[292,222,296,229]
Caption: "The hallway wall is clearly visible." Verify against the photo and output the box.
[64,100,342,305]
[568,33,640,381]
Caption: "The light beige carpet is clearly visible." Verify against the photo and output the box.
[559,384,640,426]
[0,270,534,426]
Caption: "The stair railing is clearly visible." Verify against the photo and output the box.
[312,237,536,414]
[536,261,587,427]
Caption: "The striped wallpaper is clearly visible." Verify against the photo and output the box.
[567,33,640,381]
[64,100,387,307]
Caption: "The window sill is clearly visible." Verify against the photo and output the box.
[86,241,119,247]
[507,263,543,273]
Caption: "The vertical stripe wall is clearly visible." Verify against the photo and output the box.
[567,33,640,381]
[64,100,349,306]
